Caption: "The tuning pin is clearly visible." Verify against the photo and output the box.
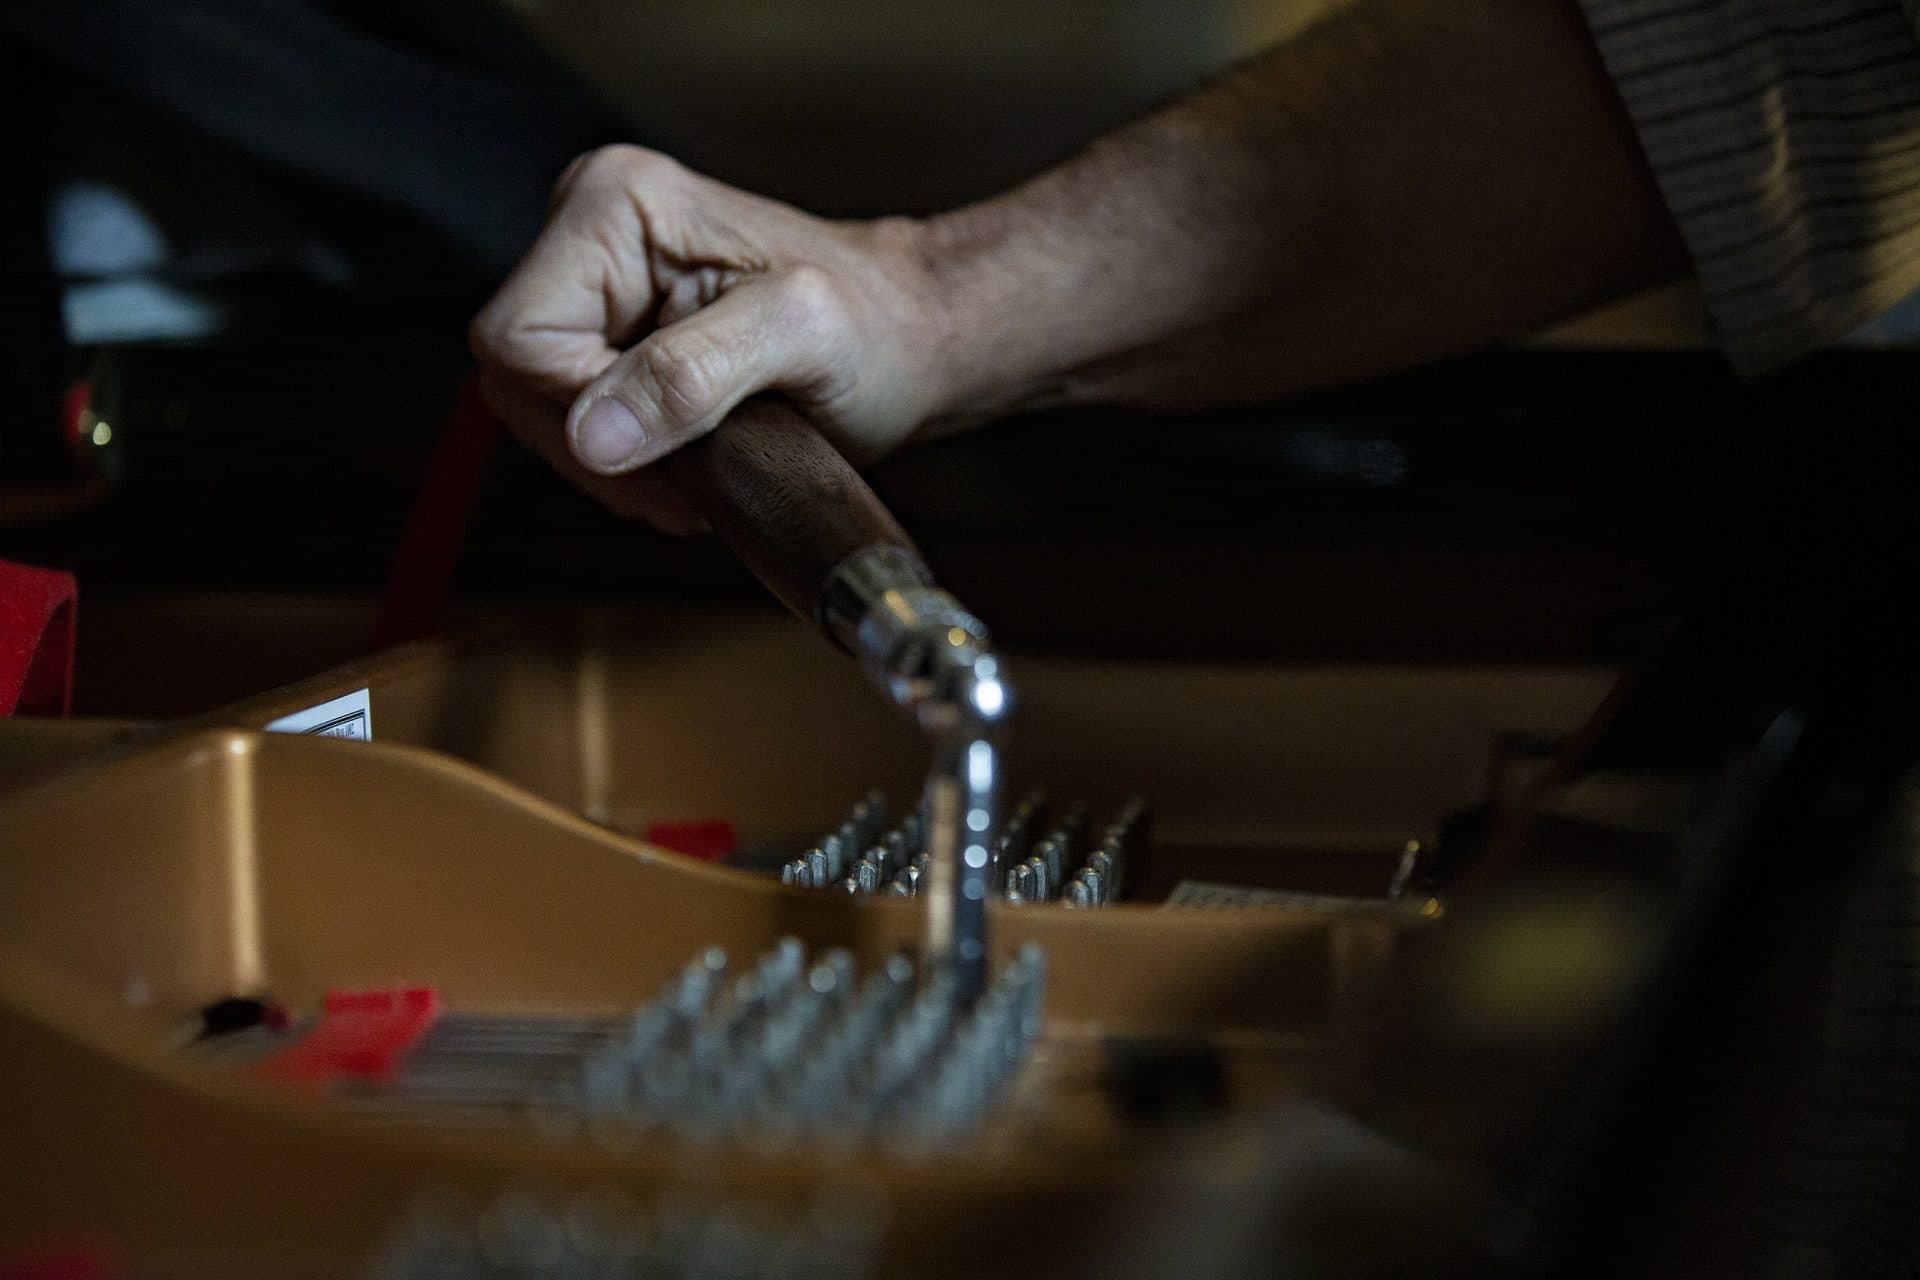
[1022,855,1050,902]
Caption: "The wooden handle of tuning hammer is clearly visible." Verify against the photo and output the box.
[660,398,922,626]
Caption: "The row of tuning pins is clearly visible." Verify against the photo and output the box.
[782,790,931,896]
[995,793,1149,908]
[558,939,1046,1146]
[783,789,1151,906]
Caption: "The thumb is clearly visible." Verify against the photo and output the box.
[565,271,834,475]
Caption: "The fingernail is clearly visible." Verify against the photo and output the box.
[573,395,647,471]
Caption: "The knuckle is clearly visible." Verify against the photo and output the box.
[546,150,594,206]
[467,308,511,364]
[777,265,846,331]
[638,335,720,422]
[577,143,682,194]
[467,309,545,375]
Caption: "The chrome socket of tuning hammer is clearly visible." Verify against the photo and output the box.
[820,545,1013,1006]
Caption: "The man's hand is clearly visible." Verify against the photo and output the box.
[470,145,948,531]
[475,0,1687,528]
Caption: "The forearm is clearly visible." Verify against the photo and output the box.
[919,0,1688,422]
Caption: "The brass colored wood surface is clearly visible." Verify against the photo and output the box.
[0,606,1617,1275]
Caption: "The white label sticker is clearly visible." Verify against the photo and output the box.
[266,688,373,740]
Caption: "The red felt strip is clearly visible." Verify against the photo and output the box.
[252,987,441,1088]
[643,820,739,862]
[375,374,504,647]
[0,560,77,717]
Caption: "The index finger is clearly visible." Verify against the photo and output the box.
[469,157,664,403]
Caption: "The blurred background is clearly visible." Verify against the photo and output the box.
[519,0,1336,212]
[1,0,1913,717]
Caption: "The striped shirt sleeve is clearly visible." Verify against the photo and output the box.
[1575,0,1920,371]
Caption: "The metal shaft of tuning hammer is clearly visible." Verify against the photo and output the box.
[663,399,1012,1005]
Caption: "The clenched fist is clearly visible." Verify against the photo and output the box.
[470,146,955,531]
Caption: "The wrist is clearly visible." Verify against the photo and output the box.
[892,202,1074,430]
